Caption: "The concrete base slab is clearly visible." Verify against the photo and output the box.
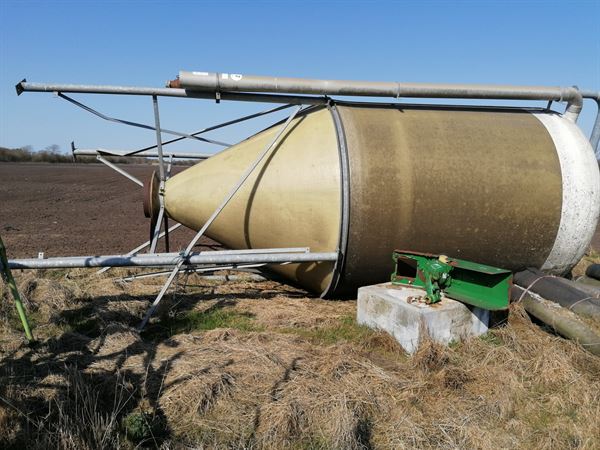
[357,283,489,354]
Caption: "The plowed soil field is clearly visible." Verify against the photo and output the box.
[0,163,216,258]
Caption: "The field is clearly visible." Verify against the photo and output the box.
[0,163,206,258]
[1,162,600,449]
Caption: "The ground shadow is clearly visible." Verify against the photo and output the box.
[0,276,310,449]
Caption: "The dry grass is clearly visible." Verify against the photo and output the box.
[1,268,600,449]
[571,247,600,278]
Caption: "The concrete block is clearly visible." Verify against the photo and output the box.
[357,283,489,354]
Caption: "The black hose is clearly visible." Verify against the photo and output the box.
[586,264,600,281]
[513,268,600,318]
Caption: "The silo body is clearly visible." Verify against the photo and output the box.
[164,104,600,297]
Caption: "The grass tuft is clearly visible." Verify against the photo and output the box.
[280,315,374,346]
[144,306,265,340]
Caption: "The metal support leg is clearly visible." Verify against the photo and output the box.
[166,154,174,179]
[0,236,34,342]
[164,154,174,251]
[149,95,167,253]
[149,207,165,254]
[152,95,166,183]
[137,105,303,330]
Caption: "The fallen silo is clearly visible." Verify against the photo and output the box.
[148,73,600,297]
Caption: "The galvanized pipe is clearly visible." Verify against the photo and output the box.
[17,80,597,126]
[15,79,598,148]
[7,251,338,270]
[96,155,144,187]
[152,96,166,182]
[74,148,212,159]
[16,81,328,105]
[197,274,267,282]
[123,271,267,283]
[173,71,584,122]
[119,264,267,282]
[97,222,184,275]
[581,90,600,156]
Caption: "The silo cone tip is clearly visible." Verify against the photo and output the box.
[159,107,343,295]
[143,170,161,244]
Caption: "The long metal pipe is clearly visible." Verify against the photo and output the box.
[581,90,600,156]
[173,71,584,122]
[119,264,267,282]
[16,79,599,147]
[7,251,338,270]
[74,148,212,159]
[16,80,328,105]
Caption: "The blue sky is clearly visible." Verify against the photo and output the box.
[1,0,599,155]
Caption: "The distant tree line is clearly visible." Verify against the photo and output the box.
[0,146,193,165]
[0,145,77,163]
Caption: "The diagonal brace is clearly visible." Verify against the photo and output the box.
[96,155,143,187]
[137,105,303,330]
[58,93,230,147]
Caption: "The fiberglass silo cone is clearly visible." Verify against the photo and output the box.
[162,104,600,297]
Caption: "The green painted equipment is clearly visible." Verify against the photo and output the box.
[391,251,511,310]
[0,235,34,342]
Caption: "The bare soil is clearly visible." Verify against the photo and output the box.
[0,163,214,259]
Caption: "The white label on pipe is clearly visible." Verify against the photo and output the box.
[221,73,229,79]
[231,74,243,81]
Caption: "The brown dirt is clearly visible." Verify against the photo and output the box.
[0,163,217,259]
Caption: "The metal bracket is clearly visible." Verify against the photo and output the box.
[391,250,511,310]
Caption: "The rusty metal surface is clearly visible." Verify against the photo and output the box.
[143,170,161,244]
[143,170,160,219]
[331,104,562,296]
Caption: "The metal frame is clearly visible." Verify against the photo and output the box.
[9,74,600,331]
[138,105,303,329]
[8,250,337,269]
[173,71,586,122]
[323,104,350,298]
[581,90,600,157]
[16,79,600,154]
[74,147,212,160]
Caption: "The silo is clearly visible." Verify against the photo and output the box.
[159,103,600,297]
